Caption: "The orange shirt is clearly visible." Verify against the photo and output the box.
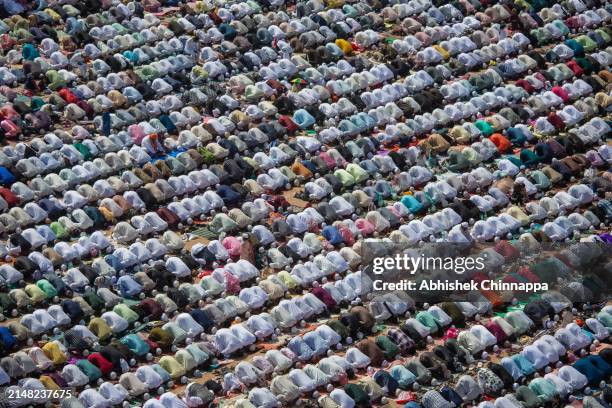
[490,133,512,153]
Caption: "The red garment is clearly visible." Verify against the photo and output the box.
[0,106,19,121]
[349,42,363,52]
[337,225,355,246]
[548,112,566,131]
[265,195,289,210]
[533,72,548,83]
[1,119,20,139]
[515,79,535,93]
[517,266,540,283]
[143,0,161,12]
[266,79,285,95]
[0,188,19,207]
[502,274,520,284]
[355,219,375,236]
[396,392,417,404]
[58,88,80,104]
[278,115,298,133]
[494,240,520,261]
[551,86,570,103]
[485,321,507,343]
[143,338,159,350]
[87,353,113,375]
[156,207,179,227]
[489,133,512,153]
[414,32,432,47]
[318,152,337,169]
[140,298,163,320]
[311,286,337,310]
[224,271,241,294]
[481,290,504,308]
[0,86,16,101]
[443,327,459,340]
[566,60,584,77]
[0,34,16,51]
[208,10,222,25]
[564,16,582,30]
[471,272,489,283]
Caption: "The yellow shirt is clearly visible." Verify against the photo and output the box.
[432,44,450,60]
[42,341,67,365]
[335,39,353,55]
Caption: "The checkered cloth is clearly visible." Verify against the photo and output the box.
[387,328,415,354]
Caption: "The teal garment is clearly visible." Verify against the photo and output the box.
[576,35,598,52]
[416,311,439,333]
[22,44,40,61]
[531,170,550,190]
[520,149,539,167]
[512,354,536,376]
[76,359,102,382]
[528,378,558,402]
[350,114,368,131]
[342,4,359,18]
[159,115,177,133]
[120,334,150,356]
[123,50,139,64]
[530,257,570,283]
[293,109,315,129]
[30,97,45,111]
[356,112,378,129]
[475,120,493,137]
[507,127,527,146]
[376,336,400,360]
[505,155,524,168]
[530,0,547,11]
[218,23,237,40]
[581,329,595,342]
[508,273,530,284]
[565,39,584,57]
[389,365,416,389]
[552,20,570,37]
[339,119,358,134]
[598,311,612,328]
[400,195,424,214]
[36,279,58,299]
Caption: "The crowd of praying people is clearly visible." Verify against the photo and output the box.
[0,0,609,406]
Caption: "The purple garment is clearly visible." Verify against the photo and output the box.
[50,372,68,388]
[599,233,612,244]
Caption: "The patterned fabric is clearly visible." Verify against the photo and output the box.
[387,328,415,354]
